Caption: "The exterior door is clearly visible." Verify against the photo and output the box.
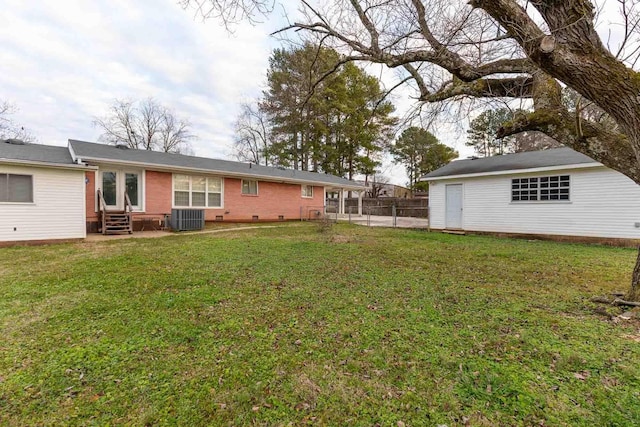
[445,184,463,229]
[101,170,118,209]
[100,170,142,211]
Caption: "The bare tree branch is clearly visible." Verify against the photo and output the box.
[93,98,195,153]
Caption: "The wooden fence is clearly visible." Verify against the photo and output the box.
[326,197,428,218]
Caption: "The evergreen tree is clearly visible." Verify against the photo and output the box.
[466,109,518,157]
[236,44,396,179]
[391,127,458,188]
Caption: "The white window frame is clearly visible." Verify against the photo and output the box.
[241,179,258,196]
[172,174,224,208]
[301,184,314,198]
[511,174,570,202]
[0,173,34,204]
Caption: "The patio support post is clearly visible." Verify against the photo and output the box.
[357,190,363,216]
[340,189,346,215]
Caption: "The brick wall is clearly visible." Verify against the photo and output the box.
[86,171,97,222]
[145,170,172,215]
[215,178,324,221]
[85,169,328,228]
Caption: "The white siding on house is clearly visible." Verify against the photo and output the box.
[0,164,86,242]
[428,182,447,230]
[428,166,640,239]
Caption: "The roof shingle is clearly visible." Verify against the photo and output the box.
[421,147,597,180]
[0,140,75,165]
[69,139,363,188]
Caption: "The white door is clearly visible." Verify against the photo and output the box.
[101,170,118,209]
[445,184,463,229]
[99,170,142,211]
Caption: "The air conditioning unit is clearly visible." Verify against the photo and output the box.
[170,209,205,231]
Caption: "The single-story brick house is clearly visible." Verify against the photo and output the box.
[1,138,363,243]
[421,147,640,243]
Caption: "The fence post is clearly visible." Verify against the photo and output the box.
[392,204,397,227]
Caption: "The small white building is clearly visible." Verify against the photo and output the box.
[421,147,640,241]
[0,139,93,244]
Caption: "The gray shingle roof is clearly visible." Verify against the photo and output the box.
[0,140,75,165]
[69,139,363,188]
[421,147,598,180]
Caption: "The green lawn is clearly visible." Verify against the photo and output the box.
[1,224,639,426]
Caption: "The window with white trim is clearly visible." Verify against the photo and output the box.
[511,175,570,202]
[173,174,222,207]
[302,185,313,198]
[0,173,33,203]
[241,179,258,195]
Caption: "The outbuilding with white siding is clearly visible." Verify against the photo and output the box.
[421,147,640,242]
[0,139,93,244]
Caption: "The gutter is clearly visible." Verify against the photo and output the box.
[0,158,98,171]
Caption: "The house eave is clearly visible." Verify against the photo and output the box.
[420,162,603,182]
[0,158,98,171]
[79,156,364,190]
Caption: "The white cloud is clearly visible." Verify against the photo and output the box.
[0,0,276,153]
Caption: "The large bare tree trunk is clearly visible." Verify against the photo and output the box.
[629,249,640,301]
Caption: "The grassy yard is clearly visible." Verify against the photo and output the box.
[1,223,639,426]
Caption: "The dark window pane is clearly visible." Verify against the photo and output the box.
[208,193,221,207]
[192,192,206,206]
[10,175,32,202]
[0,174,6,202]
[242,180,257,195]
[102,172,117,205]
[8,174,32,203]
[125,173,138,206]
[174,191,189,206]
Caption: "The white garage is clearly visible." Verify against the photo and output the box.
[421,147,640,242]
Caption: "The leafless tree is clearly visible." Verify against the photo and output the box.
[182,0,640,300]
[366,174,390,198]
[179,0,275,28]
[233,102,272,165]
[0,100,36,143]
[93,98,195,153]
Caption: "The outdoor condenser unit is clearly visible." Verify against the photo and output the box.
[170,209,205,231]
